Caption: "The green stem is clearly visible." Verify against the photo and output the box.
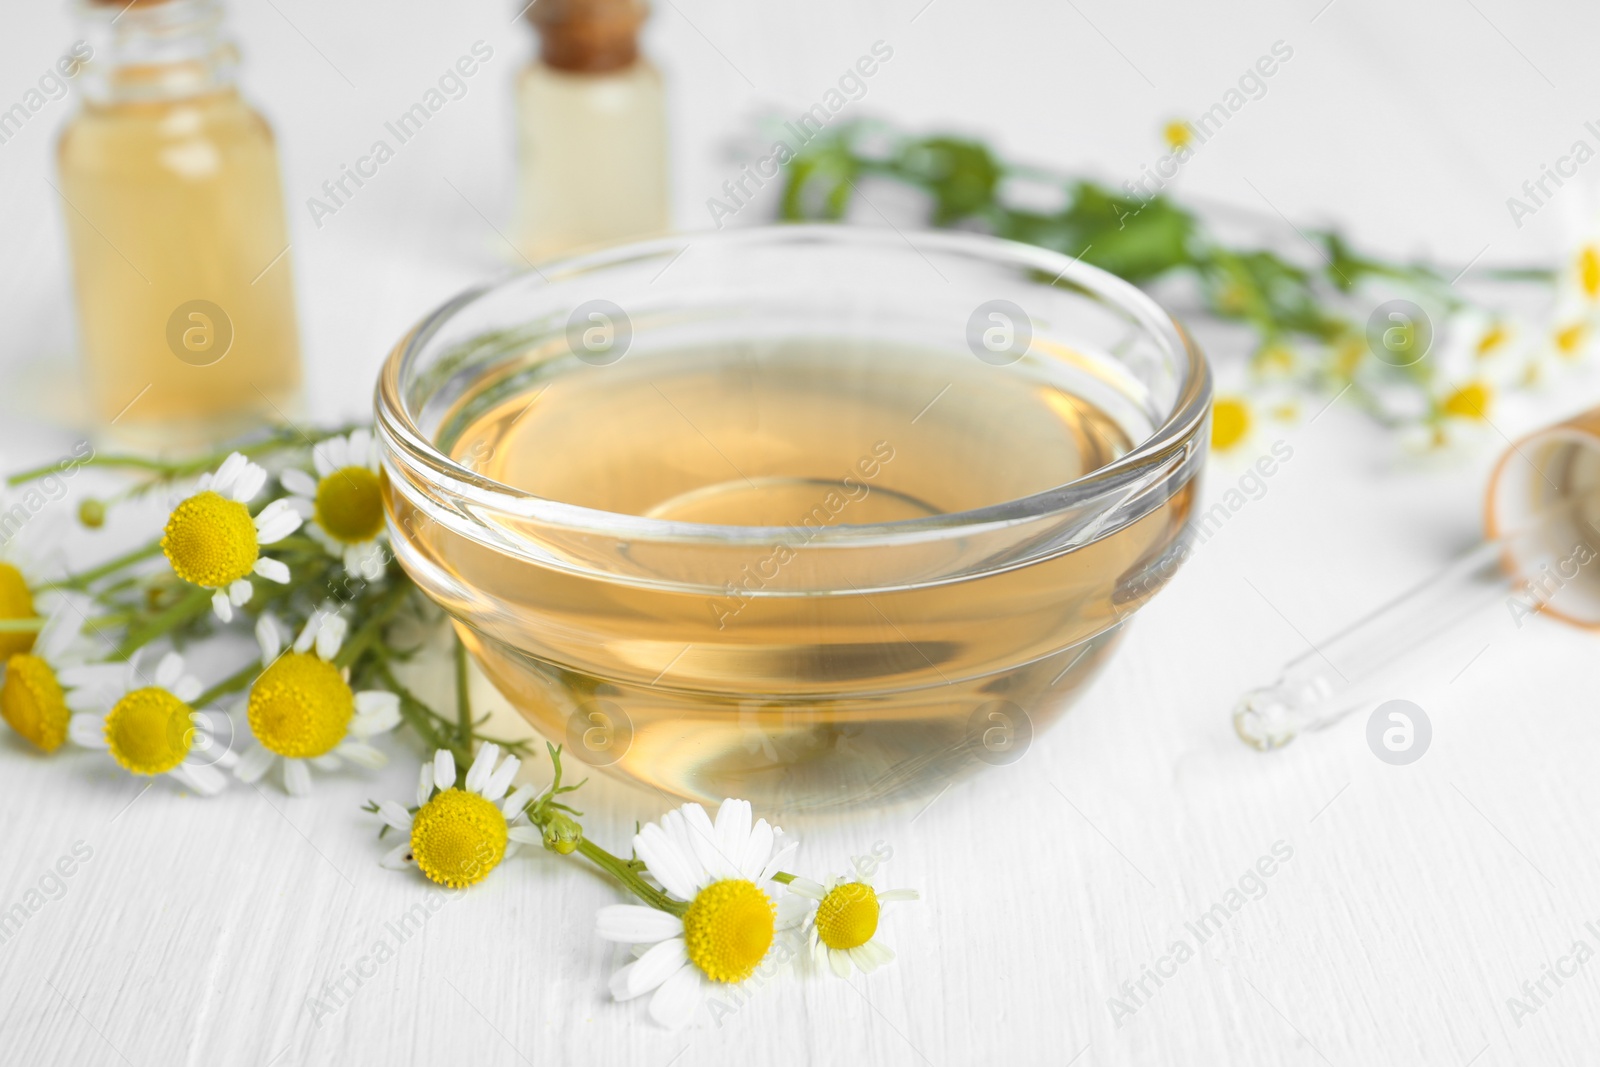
[568,831,683,914]
[370,659,465,764]
[334,581,411,669]
[195,659,262,707]
[0,617,45,633]
[44,541,163,591]
[113,584,213,660]
[7,424,361,487]
[771,872,796,885]
[453,636,472,752]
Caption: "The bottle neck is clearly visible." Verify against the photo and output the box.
[76,0,238,105]
[528,0,646,74]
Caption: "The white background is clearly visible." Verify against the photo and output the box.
[4,1,1600,1064]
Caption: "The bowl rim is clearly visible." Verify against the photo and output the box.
[375,224,1211,548]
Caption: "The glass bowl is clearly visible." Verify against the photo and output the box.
[375,225,1210,811]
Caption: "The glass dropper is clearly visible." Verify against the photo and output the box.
[1233,494,1600,751]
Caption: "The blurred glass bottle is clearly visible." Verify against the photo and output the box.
[515,0,669,262]
[58,0,301,442]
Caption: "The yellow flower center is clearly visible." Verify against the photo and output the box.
[247,652,354,759]
[314,467,385,545]
[105,687,195,775]
[682,879,776,984]
[1,653,69,752]
[1333,336,1365,379]
[1556,322,1588,358]
[1580,246,1600,301]
[409,788,508,888]
[162,490,258,589]
[815,882,881,951]
[0,563,38,659]
[1162,120,1193,150]
[1476,322,1509,358]
[1210,397,1252,452]
[1442,381,1492,421]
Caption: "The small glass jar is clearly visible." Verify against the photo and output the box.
[377,226,1211,810]
[58,0,301,442]
[513,0,669,262]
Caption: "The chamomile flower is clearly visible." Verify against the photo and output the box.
[0,602,88,752]
[280,431,388,581]
[63,651,233,795]
[596,798,801,1029]
[233,610,400,796]
[376,745,540,887]
[161,452,301,622]
[788,873,919,978]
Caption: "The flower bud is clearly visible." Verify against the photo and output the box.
[78,498,106,528]
[542,812,582,855]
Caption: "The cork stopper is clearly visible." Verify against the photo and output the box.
[527,0,646,73]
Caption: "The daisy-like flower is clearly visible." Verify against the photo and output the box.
[376,745,539,887]
[162,452,301,622]
[63,651,233,795]
[0,559,41,660]
[280,430,388,581]
[0,602,88,752]
[596,799,801,1029]
[233,609,400,795]
[788,873,919,978]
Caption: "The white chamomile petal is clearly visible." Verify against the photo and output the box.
[417,763,434,806]
[315,615,347,661]
[377,800,414,832]
[433,749,456,791]
[633,823,702,902]
[292,612,321,654]
[311,753,342,772]
[256,615,282,661]
[234,744,276,783]
[171,676,202,704]
[596,905,685,945]
[281,468,319,497]
[335,741,386,770]
[210,452,247,496]
[482,754,520,803]
[501,784,535,818]
[508,826,543,846]
[348,428,374,466]
[878,888,920,903]
[647,965,705,1029]
[153,652,184,689]
[170,762,228,796]
[465,743,499,794]
[283,759,313,796]
[69,713,107,748]
[234,462,267,504]
[788,877,827,901]
[253,558,288,584]
[255,500,302,545]
[380,842,414,870]
[682,802,735,882]
[617,938,691,1001]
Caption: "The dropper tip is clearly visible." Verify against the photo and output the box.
[1232,685,1301,752]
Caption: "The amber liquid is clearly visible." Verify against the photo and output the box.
[58,87,300,436]
[397,338,1195,810]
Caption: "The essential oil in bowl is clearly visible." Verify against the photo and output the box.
[394,333,1197,810]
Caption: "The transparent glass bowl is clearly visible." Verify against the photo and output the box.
[376,226,1210,811]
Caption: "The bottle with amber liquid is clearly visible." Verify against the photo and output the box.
[58,0,301,442]
[514,0,669,262]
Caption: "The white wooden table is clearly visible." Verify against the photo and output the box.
[4,1,1600,1064]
